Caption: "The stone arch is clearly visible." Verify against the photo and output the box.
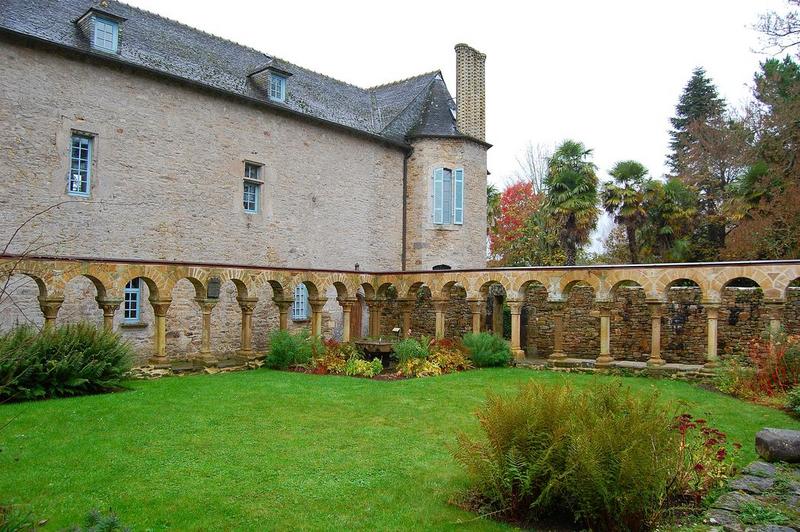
[360,282,376,301]
[516,278,550,299]
[0,272,49,330]
[331,281,349,300]
[404,281,427,299]
[56,274,106,327]
[561,277,599,299]
[721,276,761,289]
[663,276,706,301]
[375,282,397,299]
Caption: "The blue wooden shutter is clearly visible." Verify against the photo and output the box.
[433,168,444,224]
[453,168,464,224]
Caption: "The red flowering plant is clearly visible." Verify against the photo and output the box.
[670,413,740,503]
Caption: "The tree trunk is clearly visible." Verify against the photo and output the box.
[625,223,639,264]
[565,242,577,266]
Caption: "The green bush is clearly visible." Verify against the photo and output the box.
[392,337,429,364]
[788,386,800,417]
[264,329,321,369]
[461,332,512,367]
[343,357,383,378]
[0,324,133,402]
[454,380,679,530]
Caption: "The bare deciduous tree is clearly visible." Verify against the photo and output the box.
[513,142,551,194]
[756,0,800,54]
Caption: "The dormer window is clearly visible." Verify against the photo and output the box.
[93,16,119,52]
[269,74,286,102]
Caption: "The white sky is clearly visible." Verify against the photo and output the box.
[126,0,786,248]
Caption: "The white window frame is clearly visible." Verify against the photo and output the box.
[269,74,286,102]
[124,278,141,323]
[68,134,92,197]
[292,284,309,321]
[92,16,119,53]
[243,162,262,213]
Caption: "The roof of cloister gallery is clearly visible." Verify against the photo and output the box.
[0,0,462,146]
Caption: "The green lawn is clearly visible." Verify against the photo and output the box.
[1,368,798,530]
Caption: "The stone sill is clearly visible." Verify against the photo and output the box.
[120,322,148,329]
[291,319,310,324]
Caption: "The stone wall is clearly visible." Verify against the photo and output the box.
[0,41,405,271]
[404,137,488,270]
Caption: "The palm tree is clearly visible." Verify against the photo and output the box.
[601,160,649,264]
[640,178,697,262]
[544,140,600,265]
[486,184,501,233]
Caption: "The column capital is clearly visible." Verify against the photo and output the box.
[763,299,785,319]
[149,298,172,317]
[273,298,292,312]
[194,298,218,313]
[236,296,258,313]
[96,297,123,311]
[466,298,484,313]
[309,298,327,312]
[38,296,64,319]
[507,300,523,315]
[337,298,357,311]
[431,299,448,313]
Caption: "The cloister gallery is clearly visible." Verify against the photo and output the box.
[2,255,800,370]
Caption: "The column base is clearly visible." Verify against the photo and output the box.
[235,350,258,363]
[703,359,718,370]
[147,356,170,368]
[646,357,666,367]
[192,353,218,368]
[512,348,525,361]
[595,355,614,368]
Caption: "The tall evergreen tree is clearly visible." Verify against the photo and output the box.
[667,67,725,176]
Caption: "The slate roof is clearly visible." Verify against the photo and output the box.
[0,0,468,148]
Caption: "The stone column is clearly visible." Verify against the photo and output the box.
[595,300,613,368]
[467,299,483,334]
[704,302,720,369]
[492,295,504,336]
[338,299,355,343]
[148,299,172,366]
[309,299,327,337]
[548,300,567,361]
[508,300,525,361]
[365,299,382,337]
[95,297,122,332]
[274,298,291,331]
[194,298,218,366]
[399,299,414,338]
[432,299,447,339]
[37,296,64,330]
[236,296,258,361]
[646,300,666,366]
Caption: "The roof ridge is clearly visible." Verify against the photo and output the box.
[109,0,368,91]
[367,70,441,90]
[109,0,270,60]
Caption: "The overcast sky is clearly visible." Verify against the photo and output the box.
[126,0,785,247]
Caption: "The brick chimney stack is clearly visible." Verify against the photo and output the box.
[454,43,486,142]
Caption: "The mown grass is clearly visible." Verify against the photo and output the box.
[1,368,798,530]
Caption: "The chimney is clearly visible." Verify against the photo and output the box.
[454,43,486,142]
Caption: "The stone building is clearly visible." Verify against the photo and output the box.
[0,0,489,357]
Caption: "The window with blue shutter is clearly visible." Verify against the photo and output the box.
[433,168,444,224]
[453,168,464,224]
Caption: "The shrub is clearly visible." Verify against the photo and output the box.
[429,347,472,373]
[392,338,429,364]
[343,357,383,378]
[309,339,360,374]
[264,329,322,369]
[671,413,739,503]
[787,386,800,417]
[0,324,133,401]
[397,358,442,378]
[461,332,512,367]
[454,380,680,530]
[715,331,800,401]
